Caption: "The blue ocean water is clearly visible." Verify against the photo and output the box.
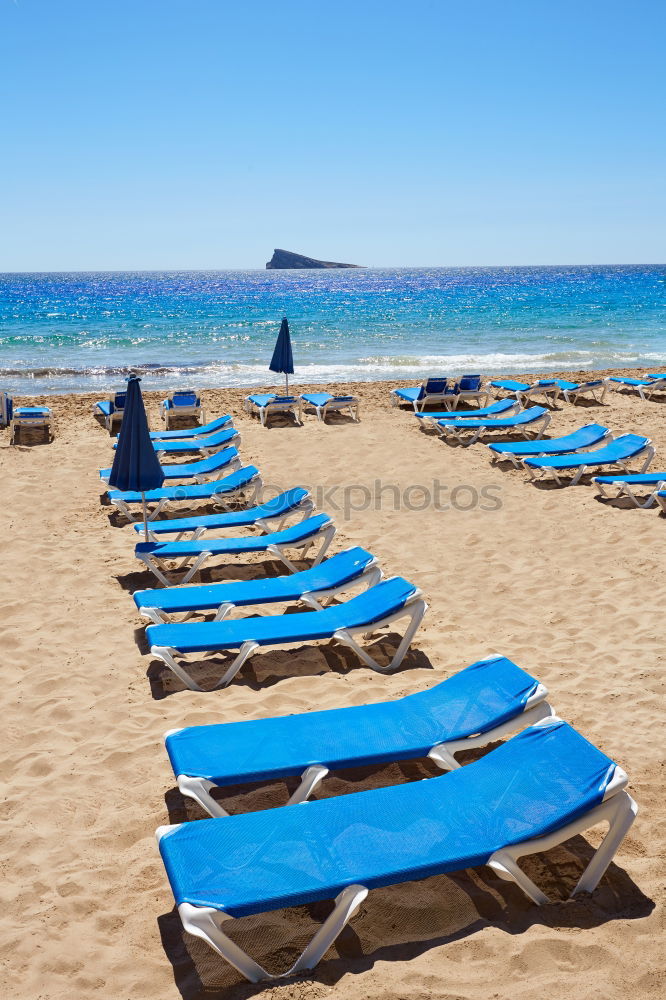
[0,266,664,395]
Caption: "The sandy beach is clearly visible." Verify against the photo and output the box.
[1,367,664,1000]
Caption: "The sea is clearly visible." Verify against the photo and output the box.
[0,265,664,395]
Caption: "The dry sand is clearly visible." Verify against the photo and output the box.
[1,368,664,1000]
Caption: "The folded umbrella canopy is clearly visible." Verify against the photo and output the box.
[269,317,294,393]
[108,375,164,541]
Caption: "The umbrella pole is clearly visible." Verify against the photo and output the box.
[286,373,289,394]
[141,491,149,543]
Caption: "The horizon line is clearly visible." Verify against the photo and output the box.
[1,262,665,276]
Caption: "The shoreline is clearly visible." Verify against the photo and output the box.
[6,363,665,410]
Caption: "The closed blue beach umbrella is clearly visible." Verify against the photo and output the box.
[269,317,294,393]
[108,375,163,541]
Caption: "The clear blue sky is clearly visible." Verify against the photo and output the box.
[1,0,664,270]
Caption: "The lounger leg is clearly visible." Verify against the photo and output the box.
[138,553,173,587]
[300,564,383,610]
[486,789,638,905]
[289,884,369,974]
[639,445,655,472]
[268,525,336,573]
[151,640,259,690]
[287,765,330,805]
[177,775,231,817]
[332,597,428,672]
[572,791,638,895]
[213,602,235,622]
[174,883,368,983]
[181,552,213,585]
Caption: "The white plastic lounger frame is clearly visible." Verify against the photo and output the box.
[161,392,205,428]
[109,469,263,522]
[155,716,637,983]
[151,586,428,691]
[526,440,655,487]
[138,520,337,587]
[303,396,360,422]
[562,379,610,404]
[612,377,666,401]
[438,410,551,446]
[244,397,303,426]
[165,682,552,819]
[390,380,453,412]
[594,477,666,509]
[515,383,562,406]
[10,408,52,444]
[92,400,123,431]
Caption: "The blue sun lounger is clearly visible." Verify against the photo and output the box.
[163,654,551,815]
[492,378,565,406]
[147,415,232,441]
[136,513,337,586]
[593,472,666,508]
[416,399,519,426]
[93,391,126,431]
[391,377,454,411]
[301,393,360,422]
[120,426,239,458]
[108,465,262,521]
[555,378,610,404]
[156,717,637,982]
[244,394,302,426]
[436,406,551,445]
[134,546,381,624]
[610,376,666,400]
[524,433,654,486]
[100,446,240,485]
[160,390,205,428]
[10,406,53,443]
[132,487,313,541]
[488,423,612,468]
[94,393,125,430]
[147,575,426,689]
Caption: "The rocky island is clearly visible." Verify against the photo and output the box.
[266,248,361,269]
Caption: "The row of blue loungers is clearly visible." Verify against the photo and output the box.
[94,388,360,432]
[97,411,640,983]
[392,373,666,412]
[408,397,665,507]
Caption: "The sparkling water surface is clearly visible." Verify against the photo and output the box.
[0,266,664,394]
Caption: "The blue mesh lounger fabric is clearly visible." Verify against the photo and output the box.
[147,415,232,440]
[523,434,649,471]
[165,655,540,785]
[488,423,609,457]
[146,576,417,653]
[158,720,616,917]
[137,513,332,566]
[416,400,515,420]
[131,487,310,536]
[133,546,375,615]
[438,406,547,430]
[101,446,239,482]
[109,465,258,505]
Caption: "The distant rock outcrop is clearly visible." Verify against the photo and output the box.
[266,249,361,269]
